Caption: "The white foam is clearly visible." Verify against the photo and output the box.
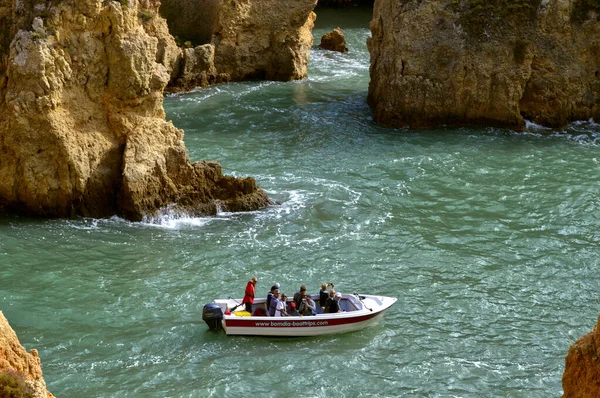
[524,120,551,131]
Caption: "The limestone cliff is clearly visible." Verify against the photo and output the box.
[562,315,600,398]
[0,0,270,221]
[317,0,373,5]
[0,311,53,398]
[368,0,600,130]
[161,0,317,91]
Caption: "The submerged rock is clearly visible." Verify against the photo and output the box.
[0,311,53,398]
[0,0,270,221]
[320,27,348,53]
[368,0,600,130]
[562,315,600,398]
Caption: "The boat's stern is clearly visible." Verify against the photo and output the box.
[202,303,224,331]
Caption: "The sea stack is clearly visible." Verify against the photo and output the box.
[0,0,270,221]
[367,0,600,130]
[162,0,318,91]
[320,27,349,53]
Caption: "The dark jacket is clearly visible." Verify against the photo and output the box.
[319,289,329,307]
[266,292,274,309]
[325,297,340,313]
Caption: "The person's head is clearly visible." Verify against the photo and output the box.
[251,276,258,285]
[300,285,306,292]
[335,292,342,301]
[270,283,280,292]
[329,289,336,297]
[290,302,296,310]
[273,289,280,297]
[321,283,328,291]
[281,293,287,301]
[300,291,307,299]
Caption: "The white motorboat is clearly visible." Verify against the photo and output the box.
[202,293,397,337]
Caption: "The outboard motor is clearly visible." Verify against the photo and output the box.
[202,303,224,331]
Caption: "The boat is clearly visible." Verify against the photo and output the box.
[202,293,397,336]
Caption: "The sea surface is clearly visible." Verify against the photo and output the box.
[1,6,600,398]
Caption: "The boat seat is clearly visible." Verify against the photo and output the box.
[339,300,348,312]
[234,310,251,317]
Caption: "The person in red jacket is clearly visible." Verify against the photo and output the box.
[241,276,258,313]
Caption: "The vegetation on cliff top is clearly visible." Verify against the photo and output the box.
[571,0,600,24]
[0,371,33,398]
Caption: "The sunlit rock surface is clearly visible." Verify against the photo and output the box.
[162,0,317,91]
[0,0,270,221]
[320,27,348,53]
[0,311,53,398]
[368,0,600,130]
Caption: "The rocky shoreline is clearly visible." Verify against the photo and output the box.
[2,0,598,220]
[0,312,53,398]
[0,0,272,221]
[1,1,599,395]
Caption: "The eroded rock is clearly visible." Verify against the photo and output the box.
[0,0,270,221]
[320,27,348,53]
[562,315,600,398]
[0,311,53,398]
[162,0,317,91]
[367,0,600,130]
[317,0,374,5]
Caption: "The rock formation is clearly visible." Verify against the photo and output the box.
[161,0,317,92]
[562,315,600,398]
[320,27,348,53]
[368,0,600,130]
[0,311,53,398]
[0,0,270,221]
[317,0,374,5]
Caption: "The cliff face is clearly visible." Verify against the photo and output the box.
[563,315,600,398]
[0,311,53,398]
[0,0,270,221]
[161,0,317,91]
[368,0,600,130]
[317,0,374,5]
[212,0,317,81]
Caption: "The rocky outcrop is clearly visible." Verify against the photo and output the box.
[368,0,600,130]
[0,0,270,221]
[317,0,374,5]
[320,27,348,53]
[0,311,53,398]
[162,0,317,91]
[562,315,600,398]
[159,0,219,47]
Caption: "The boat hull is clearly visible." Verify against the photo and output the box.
[223,311,385,336]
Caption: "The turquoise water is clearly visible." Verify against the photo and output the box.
[1,6,600,397]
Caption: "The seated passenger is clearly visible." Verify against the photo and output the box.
[288,301,299,316]
[325,290,343,313]
[268,289,280,316]
[275,293,289,317]
[298,292,316,316]
[293,285,307,307]
[266,283,280,309]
